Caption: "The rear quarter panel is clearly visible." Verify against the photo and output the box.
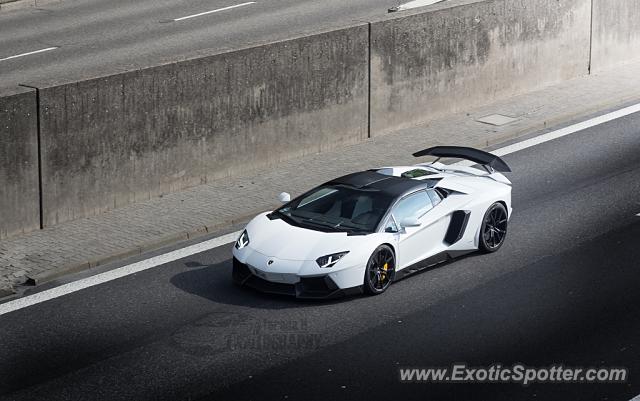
[440,177,512,251]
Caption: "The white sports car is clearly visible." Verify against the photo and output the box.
[232,146,512,298]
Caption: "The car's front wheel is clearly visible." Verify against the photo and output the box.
[363,245,395,295]
[479,202,508,253]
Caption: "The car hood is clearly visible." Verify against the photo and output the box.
[245,213,365,261]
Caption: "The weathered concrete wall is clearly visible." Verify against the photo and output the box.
[0,87,40,239]
[38,25,369,226]
[591,0,640,72]
[9,0,640,235]
[370,0,592,135]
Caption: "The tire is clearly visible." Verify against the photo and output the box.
[363,245,395,295]
[479,202,508,253]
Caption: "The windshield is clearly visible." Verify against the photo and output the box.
[274,185,394,234]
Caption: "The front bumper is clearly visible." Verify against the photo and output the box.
[232,257,361,299]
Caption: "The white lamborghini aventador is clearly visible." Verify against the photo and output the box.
[232,146,512,298]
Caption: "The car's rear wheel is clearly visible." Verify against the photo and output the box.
[363,245,395,295]
[479,202,508,253]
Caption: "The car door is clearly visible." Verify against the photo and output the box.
[391,190,449,269]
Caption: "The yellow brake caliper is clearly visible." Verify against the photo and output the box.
[382,263,389,282]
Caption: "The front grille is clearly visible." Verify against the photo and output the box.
[299,276,333,292]
[232,257,350,299]
[245,275,297,296]
[297,276,341,298]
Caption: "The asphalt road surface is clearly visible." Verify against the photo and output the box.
[1,111,640,401]
[0,0,394,91]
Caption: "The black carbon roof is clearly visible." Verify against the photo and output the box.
[326,170,436,198]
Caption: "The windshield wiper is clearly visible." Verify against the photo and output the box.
[347,230,369,236]
[297,218,346,232]
[270,210,302,227]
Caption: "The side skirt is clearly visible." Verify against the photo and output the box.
[394,249,476,281]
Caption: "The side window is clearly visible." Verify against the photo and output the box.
[427,189,442,207]
[383,216,399,233]
[392,191,433,223]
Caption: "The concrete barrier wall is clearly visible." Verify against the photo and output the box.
[38,25,369,226]
[370,0,592,135]
[591,0,640,73]
[0,87,40,239]
[6,0,640,237]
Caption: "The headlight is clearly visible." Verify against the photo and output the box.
[316,251,349,268]
[235,230,250,249]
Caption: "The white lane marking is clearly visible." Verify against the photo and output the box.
[392,0,445,11]
[3,102,640,314]
[636,213,640,217]
[0,47,58,62]
[0,231,241,316]
[173,2,255,21]
[453,102,640,168]
[492,102,640,157]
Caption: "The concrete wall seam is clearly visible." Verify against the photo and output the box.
[0,87,40,239]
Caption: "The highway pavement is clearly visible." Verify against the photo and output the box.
[0,0,395,91]
[1,111,640,400]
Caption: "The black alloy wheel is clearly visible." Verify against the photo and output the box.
[479,202,508,253]
[364,245,395,295]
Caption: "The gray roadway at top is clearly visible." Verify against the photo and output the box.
[0,0,394,92]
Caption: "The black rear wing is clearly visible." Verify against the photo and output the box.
[413,146,511,173]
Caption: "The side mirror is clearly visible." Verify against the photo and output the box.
[278,192,291,203]
[400,217,421,228]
